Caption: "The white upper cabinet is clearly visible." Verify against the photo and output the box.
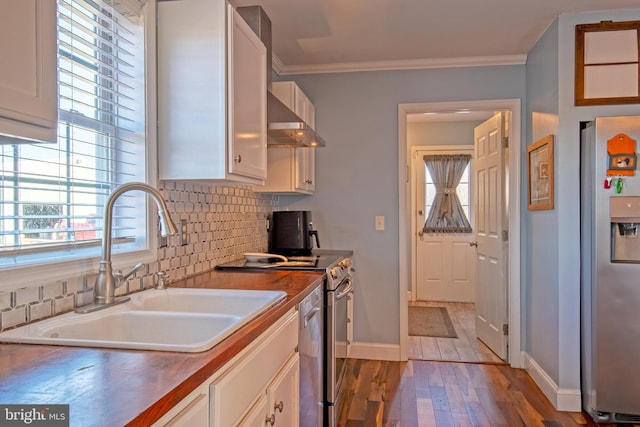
[257,81,317,194]
[0,0,57,143]
[254,146,315,194]
[271,81,315,128]
[295,147,316,193]
[157,0,267,184]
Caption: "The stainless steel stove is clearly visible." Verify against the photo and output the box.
[216,249,353,427]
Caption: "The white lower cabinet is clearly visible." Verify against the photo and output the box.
[239,354,299,427]
[265,354,300,426]
[151,308,299,427]
[236,394,269,426]
[162,391,209,427]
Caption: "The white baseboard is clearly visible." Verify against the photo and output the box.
[523,352,581,412]
[349,342,402,361]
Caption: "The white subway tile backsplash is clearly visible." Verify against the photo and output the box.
[29,301,52,322]
[1,306,27,330]
[15,287,40,306]
[42,282,64,301]
[53,296,75,314]
[75,290,94,307]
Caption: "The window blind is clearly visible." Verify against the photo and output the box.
[0,0,146,258]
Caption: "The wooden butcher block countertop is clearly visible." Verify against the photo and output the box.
[0,269,325,426]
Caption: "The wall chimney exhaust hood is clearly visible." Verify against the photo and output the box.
[236,5,326,148]
[267,92,326,147]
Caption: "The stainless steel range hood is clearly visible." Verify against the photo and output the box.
[267,92,326,147]
[236,6,326,148]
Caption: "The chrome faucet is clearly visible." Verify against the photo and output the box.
[76,182,178,313]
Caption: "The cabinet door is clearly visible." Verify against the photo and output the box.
[267,354,300,427]
[295,148,315,193]
[237,394,269,427]
[0,0,57,142]
[228,5,267,181]
[210,309,298,427]
[163,393,208,427]
[306,102,316,129]
[152,391,208,427]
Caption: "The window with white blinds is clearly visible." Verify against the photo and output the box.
[0,0,149,267]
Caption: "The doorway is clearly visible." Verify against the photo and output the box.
[397,99,523,368]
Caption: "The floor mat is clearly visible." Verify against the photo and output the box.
[408,306,457,338]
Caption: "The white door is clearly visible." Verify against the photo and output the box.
[473,113,508,359]
[414,147,475,302]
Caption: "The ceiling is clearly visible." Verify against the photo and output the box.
[230,0,639,75]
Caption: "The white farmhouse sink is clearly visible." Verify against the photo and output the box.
[0,288,286,353]
[128,288,285,317]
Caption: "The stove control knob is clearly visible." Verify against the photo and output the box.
[340,258,352,269]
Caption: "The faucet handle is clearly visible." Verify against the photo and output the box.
[114,262,145,288]
[155,271,169,290]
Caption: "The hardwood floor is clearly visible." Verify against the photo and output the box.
[334,302,639,426]
[408,301,503,364]
[337,358,632,427]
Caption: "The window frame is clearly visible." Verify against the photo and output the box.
[0,0,158,291]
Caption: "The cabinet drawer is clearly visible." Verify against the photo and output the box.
[210,309,298,426]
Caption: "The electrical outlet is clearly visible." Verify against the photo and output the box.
[375,215,385,231]
[179,219,188,246]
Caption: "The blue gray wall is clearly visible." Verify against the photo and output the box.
[408,120,485,147]
[525,17,561,385]
[277,66,526,345]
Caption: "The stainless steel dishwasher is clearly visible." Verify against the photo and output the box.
[298,283,324,427]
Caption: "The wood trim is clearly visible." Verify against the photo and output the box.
[575,20,640,106]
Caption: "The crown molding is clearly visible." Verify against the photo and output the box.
[272,54,527,76]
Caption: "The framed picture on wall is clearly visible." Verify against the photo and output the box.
[528,135,554,211]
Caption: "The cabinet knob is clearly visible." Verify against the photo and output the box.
[469,241,478,247]
[265,414,276,426]
[274,400,284,413]
[234,154,242,163]
[305,179,312,184]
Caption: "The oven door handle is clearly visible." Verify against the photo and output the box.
[335,278,353,301]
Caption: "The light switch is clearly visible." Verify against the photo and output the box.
[375,215,385,231]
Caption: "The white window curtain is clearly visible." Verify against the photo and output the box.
[423,154,472,233]
[0,0,147,265]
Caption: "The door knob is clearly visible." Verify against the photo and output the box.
[469,241,478,247]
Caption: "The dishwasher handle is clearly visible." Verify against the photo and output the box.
[303,306,321,328]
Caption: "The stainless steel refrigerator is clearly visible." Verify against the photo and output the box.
[581,115,640,424]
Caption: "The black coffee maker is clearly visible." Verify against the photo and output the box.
[268,211,320,255]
